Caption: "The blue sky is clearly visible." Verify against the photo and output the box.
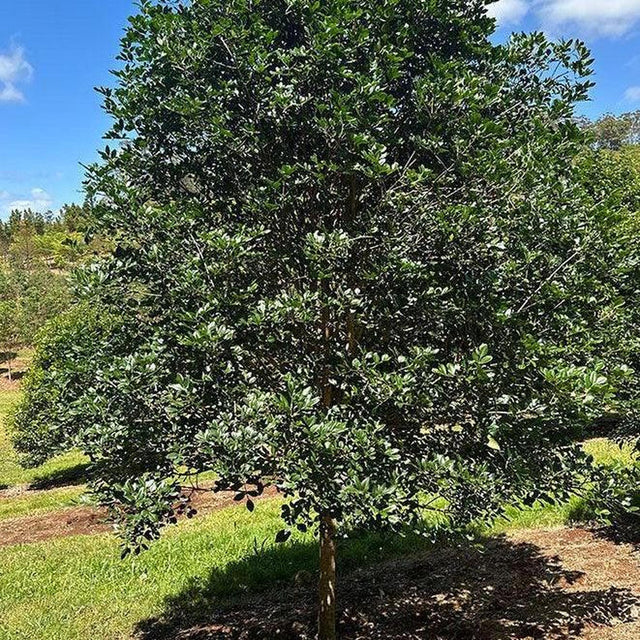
[1,0,640,217]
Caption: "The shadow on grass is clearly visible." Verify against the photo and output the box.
[0,351,18,365]
[29,462,91,490]
[135,531,640,640]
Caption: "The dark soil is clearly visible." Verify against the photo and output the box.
[135,527,640,640]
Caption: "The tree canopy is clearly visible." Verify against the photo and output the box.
[12,1,640,637]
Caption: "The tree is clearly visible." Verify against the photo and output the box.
[15,2,629,638]
[580,111,640,150]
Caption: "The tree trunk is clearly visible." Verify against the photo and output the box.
[318,514,337,640]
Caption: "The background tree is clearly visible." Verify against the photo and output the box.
[0,203,99,376]
[14,1,635,638]
[580,110,640,150]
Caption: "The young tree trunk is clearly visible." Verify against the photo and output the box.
[318,513,337,640]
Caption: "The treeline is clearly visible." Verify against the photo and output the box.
[0,204,104,366]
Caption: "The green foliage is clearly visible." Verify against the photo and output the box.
[15,0,635,557]
[11,305,117,467]
[0,260,71,352]
[0,203,104,357]
[579,110,640,150]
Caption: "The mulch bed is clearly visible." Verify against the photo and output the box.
[135,527,640,640]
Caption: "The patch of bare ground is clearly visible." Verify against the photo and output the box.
[0,506,111,546]
[135,527,640,640]
[0,375,21,392]
[0,487,278,547]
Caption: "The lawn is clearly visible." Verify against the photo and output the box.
[0,500,317,640]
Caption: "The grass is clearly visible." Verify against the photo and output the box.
[0,500,308,640]
[584,437,637,467]
[0,486,88,521]
[0,390,89,491]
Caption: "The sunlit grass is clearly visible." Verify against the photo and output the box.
[0,486,88,521]
[584,437,637,467]
[0,500,303,640]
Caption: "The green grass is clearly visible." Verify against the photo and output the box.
[0,501,305,640]
[0,390,89,490]
[0,497,441,640]
[583,437,637,467]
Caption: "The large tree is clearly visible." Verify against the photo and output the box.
[14,1,635,637]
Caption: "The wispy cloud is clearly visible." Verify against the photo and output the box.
[536,0,640,37]
[488,0,530,25]
[0,44,33,104]
[625,86,640,101]
[490,0,640,37]
[2,188,53,214]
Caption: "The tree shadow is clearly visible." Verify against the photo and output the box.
[29,462,91,490]
[134,532,640,640]
[0,368,25,381]
[591,515,640,552]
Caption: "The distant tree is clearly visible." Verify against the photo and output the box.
[59,203,91,233]
[15,2,634,638]
[582,111,640,150]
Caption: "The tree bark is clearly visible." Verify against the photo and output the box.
[318,513,337,640]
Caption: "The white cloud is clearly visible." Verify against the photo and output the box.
[488,0,530,25]
[0,44,33,103]
[535,0,640,37]
[488,0,640,36]
[2,188,53,213]
[625,86,640,101]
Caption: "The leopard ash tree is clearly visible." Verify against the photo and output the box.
[14,0,631,637]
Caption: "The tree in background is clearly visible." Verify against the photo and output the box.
[580,110,640,150]
[0,203,99,375]
[14,1,638,637]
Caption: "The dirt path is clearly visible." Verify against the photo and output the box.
[0,487,277,547]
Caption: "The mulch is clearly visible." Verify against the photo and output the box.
[134,527,640,640]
